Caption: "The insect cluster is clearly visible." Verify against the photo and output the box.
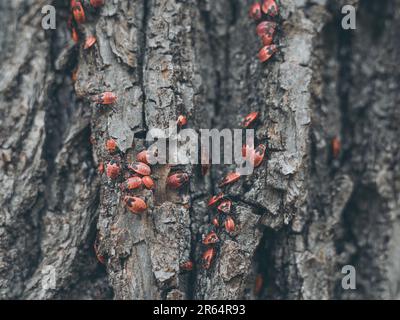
[68,1,103,49]
[249,0,281,62]
[74,0,273,289]
[192,111,267,271]
[103,119,189,214]
[93,115,190,263]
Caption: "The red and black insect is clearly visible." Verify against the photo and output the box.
[242,111,259,128]
[249,2,262,20]
[105,138,118,153]
[167,172,189,189]
[202,247,216,270]
[258,44,278,63]
[84,35,97,49]
[71,68,79,83]
[93,236,105,265]
[201,150,210,176]
[211,216,220,227]
[106,160,120,179]
[202,231,219,245]
[253,144,267,168]
[128,162,151,176]
[137,148,158,165]
[224,216,235,233]
[180,260,194,271]
[136,149,149,164]
[256,21,276,46]
[142,176,155,190]
[71,27,79,43]
[261,0,279,17]
[98,161,104,174]
[332,137,341,159]
[254,274,264,296]
[219,172,241,187]
[124,196,147,214]
[90,0,105,8]
[242,144,251,157]
[208,193,224,207]
[93,91,117,105]
[120,176,143,191]
[72,1,85,24]
[177,115,187,128]
[249,1,281,63]
[217,200,232,214]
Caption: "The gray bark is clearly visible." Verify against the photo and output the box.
[0,0,399,300]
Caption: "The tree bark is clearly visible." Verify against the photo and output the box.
[1,0,399,300]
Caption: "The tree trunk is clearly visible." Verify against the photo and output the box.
[1,0,399,300]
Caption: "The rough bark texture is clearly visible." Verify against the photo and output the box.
[1,0,399,300]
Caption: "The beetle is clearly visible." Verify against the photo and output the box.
[71,27,79,43]
[224,216,235,233]
[249,2,262,20]
[93,239,105,265]
[202,231,219,245]
[253,144,267,168]
[180,260,194,271]
[128,162,151,176]
[84,35,97,49]
[166,172,189,189]
[71,68,79,83]
[93,91,117,105]
[72,1,85,24]
[219,172,241,187]
[258,44,278,63]
[332,136,341,158]
[254,274,264,296]
[202,247,216,270]
[242,111,259,128]
[217,200,232,214]
[201,150,210,176]
[105,138,117,153]
[136,149,149,164]
[256,21,276,37]
[207,193,224,207]
[142,176,155,190]
[120,176,143,191]
[211,216,220,227]
[137,147,158,164]
[242,144,251,157]
[256,21,276,46]
[98,161,104,174]
[106,160,120,179]
[124,196,147,214]
[177,115,187,128]
[261,0,279,17]
[90,0,104,7]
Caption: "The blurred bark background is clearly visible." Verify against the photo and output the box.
[1,0,399,299]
